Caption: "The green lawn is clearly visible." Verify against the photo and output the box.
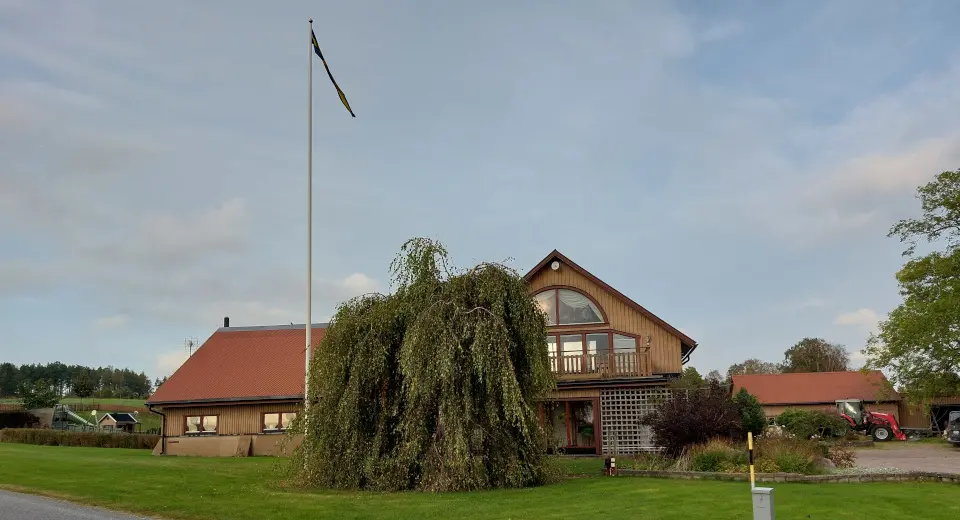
[0,397,147,407]
[0,444,957,520]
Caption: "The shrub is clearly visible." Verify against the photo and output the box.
[755,435,823,475]
[774,408,849,439]
[626,452,675,471]
[0,428,159,449]
[732,389,766,438]
[689,438,745,473]
[640,381,743,456]
[826,442,857,468]
[0,411,40,429]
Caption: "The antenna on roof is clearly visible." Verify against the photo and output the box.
[184,337,199,357]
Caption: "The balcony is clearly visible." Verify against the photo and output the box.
[548,350,651,380]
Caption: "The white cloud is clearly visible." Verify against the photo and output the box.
[834,308,879,327]
[91,314,129,331]
[156,350,189,376]
[338,273,379,295]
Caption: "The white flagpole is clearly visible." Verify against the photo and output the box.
[304,18,314,416]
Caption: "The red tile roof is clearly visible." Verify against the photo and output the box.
[146,324,326,406]
[731,371,900,405]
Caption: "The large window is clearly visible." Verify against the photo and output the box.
[263,412,298,433]
[534,288,604,325]
[185,415,218,435]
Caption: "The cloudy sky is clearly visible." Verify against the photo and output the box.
[2,1,959,380]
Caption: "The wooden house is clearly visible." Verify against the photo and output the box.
[145,250,697,456]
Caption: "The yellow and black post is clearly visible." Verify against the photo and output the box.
[748,431,775,519]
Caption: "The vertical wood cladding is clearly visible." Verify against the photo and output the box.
[529,264,683,374]
[162,401,302,436]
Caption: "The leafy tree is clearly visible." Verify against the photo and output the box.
[0,363,19,396]
[292,238,556,492]
[781,337,850,373]
[705,369,726,384]
[72,373,94,403]
[865,169,960,403]
[19,379,59,409]
[640,380,743,456]
[726,358,780,378]
[671,366,705,390]
[732,388,767,437]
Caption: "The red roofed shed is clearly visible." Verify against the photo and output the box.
[731,370,902,420]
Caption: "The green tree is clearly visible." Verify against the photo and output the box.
[19,379,60,409]
[72,373,94,403]
[726,358,780,378]
[292,238,556,492]
[671,366,705,390]
[865,169,960,403]
[705,369,726,385]
[732,388,766,437]
[781,337,850,373]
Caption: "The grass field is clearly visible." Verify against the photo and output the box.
[0,445,957,519]
[0,397,146,407]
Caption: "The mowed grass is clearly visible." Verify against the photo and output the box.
[0,397,147,407]
[0,444,958,520]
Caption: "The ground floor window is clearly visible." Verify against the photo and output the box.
[185,415,218,435]
[263,412,298,433]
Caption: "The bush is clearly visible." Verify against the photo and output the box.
[626,452,675,471]
[0,428,159,449]
[774,408,849,439]
[732,389,766,438]
[640,381,743,456]
[689,439,746,473]
[755,435,823,475]
[826,442,857,468]
[0,411,40,429]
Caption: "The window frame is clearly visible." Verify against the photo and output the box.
[262,411,298,434]
[545,330,643,358]
[533,286,608,327]
[184,414,219,435]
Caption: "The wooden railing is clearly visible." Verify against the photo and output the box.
[548,351,650,379]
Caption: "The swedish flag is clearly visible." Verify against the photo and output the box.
[312,29,355,118]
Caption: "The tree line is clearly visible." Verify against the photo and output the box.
[675,337,850,389]
[0,362,167,401]
[679,168,960,404]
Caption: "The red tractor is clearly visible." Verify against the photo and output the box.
[835,399,906,441]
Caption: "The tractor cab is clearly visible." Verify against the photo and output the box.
[836,399,866,427]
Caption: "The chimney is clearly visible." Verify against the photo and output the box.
[223,316,230,328]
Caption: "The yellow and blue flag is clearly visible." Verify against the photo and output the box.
[312,29,355,118]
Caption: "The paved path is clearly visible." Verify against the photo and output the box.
[0,490,152,520]
[856,442,960,474]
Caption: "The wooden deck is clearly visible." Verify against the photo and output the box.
[549,351,651,379]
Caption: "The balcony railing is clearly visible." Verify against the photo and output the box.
[548,351,650,379]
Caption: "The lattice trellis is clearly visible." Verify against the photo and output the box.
[600,387,671,455]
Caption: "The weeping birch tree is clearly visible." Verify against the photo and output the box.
[291,238,557,492]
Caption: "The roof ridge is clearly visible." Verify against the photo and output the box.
[218,323,330,332]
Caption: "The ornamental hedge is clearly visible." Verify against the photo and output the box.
[0,428,159,449]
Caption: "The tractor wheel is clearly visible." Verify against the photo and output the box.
[872,426,892,442]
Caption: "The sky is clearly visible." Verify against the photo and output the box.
[2,0,960,380]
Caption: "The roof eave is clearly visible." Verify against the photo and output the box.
[146,394,305,407]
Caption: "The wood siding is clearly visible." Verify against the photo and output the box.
[161,401,302,437]
[529,265,683,374]
[545,388,601,399]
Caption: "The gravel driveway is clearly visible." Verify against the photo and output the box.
[855,441,960,474]
[0,490,153,520]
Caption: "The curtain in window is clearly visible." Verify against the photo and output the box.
[557,289,602,324]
